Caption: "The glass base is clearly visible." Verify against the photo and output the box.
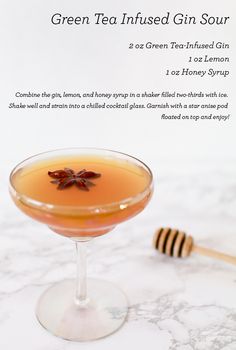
[36,278,128,341]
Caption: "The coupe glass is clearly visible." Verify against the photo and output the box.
[9,148,153,341]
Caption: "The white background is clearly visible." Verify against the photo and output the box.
[0,0,235,172]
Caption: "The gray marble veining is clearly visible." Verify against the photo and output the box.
[1,160,236,349]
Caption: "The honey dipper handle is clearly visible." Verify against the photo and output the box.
[192,245,236,266]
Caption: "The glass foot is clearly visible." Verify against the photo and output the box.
[36,278,128,341]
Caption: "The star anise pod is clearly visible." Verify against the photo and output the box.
[48,168,101,191]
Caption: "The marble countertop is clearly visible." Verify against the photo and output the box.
[1,159,236,350]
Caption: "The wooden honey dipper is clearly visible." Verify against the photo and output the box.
[153,227,236,265]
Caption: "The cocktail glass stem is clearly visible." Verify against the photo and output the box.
[74,239,90,306]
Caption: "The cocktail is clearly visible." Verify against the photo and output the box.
[9,148,153,341]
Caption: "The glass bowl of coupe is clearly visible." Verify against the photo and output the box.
[9,148,153,341]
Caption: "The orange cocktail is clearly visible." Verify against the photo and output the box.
[10,151,152,237]
[9,148,153,341]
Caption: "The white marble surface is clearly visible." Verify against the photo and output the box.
[1,159,236,350]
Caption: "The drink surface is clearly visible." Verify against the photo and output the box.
[12,155,150,207]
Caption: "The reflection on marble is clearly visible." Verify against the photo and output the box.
[0,160,236,350]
